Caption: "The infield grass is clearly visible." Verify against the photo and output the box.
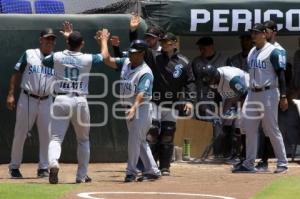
[0,183,76,199]
[252,176,300,199]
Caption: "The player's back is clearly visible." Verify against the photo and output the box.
[43,50,103,95]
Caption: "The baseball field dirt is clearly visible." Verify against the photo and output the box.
[0,161,299,199]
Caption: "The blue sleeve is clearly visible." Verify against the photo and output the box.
[136,73,153,96]
[42,54,54,68]
[270,49,286,71]
[92,54,103,67]
[115,57,127,70]
[229,76,248,96]
[14,52,27,73]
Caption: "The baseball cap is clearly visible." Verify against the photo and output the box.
[196,36,214,46]
[144,27,162,38]
[68,31,83,47]
[264,20,278,31]
[160,32,177,42]
[128,39,148,53]
[249,23,266,32]
[40,28,56,38]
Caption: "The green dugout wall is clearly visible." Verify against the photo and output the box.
[0,14,146,163]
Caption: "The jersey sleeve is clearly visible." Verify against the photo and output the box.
[92,54,103,67]
[270,48,286,71]
[115,57,127,70]
[136,73,153,96]
[42,54,54,68]
[229,76,248,96]
[14,52,27,73]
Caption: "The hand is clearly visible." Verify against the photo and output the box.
[279,97,288,111]
[111,36,120,47]
[6,94,15,111]
[60,21,73,39]
[183,102,193,115]
[130,13,141,32]
[126,106,137,121]
[95,29,110,45]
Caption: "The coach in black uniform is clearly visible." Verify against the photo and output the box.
[148,32,196,175]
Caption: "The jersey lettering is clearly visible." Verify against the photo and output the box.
[59,81,83,89]
[61,57,82,66]
[28,65,55,75]
[249,59,267,69]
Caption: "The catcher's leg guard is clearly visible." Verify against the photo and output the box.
[146,120,160,162]
[158,121,176,170]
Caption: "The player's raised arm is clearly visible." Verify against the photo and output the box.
[60,21,73,40]
[96,29,122,70]
[129,13,140,42]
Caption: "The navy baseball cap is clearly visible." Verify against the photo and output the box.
[264,20,278,31]
[249,23,266,32]
[40,28,56,38]
[128,39,148,53]
[160,32,177,42]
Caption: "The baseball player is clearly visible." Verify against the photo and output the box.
[232,23,288,173]
[198,65,249,163]
[6,28,57,178]
[99,29,161,182]
[254,20,288,172]
[45,21,104,184]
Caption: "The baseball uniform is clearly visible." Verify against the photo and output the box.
[115,57,160,177]
[241,42,288,169]
[44,50,103,182]
[9,49,54,172]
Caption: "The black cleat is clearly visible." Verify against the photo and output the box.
[37,169,49,178]
[76,175,92,183]
[137,174,161,182]
[49,168,59,184]
[255,161,269,172]
[160,168,170,176]
[124,175,136,182]
[232,165,257,173]
[10,169,23,179]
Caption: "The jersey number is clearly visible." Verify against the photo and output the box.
[64,68,79,81]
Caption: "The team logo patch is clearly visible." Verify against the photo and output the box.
[173,64,183,78]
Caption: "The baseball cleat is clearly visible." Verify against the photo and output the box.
[37,169,49,178]
[9,169,23,179]
[49,167,59,184]
[255,161,269,172]
[274,166,288,174]
[232,165,257,173]
[124,175,136,183]
[76,175,92,183]
[137,174,161,182]
[160,168,170,176]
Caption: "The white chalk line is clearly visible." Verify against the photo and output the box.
[77,191,236,199]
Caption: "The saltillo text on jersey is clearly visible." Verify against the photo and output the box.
[14,48,55,96]
[28,65,55,76]
[247,42,286,88]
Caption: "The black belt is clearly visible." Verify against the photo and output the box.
[251,86,271,92]
[55,92,80,97]
[23,90,49,100]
